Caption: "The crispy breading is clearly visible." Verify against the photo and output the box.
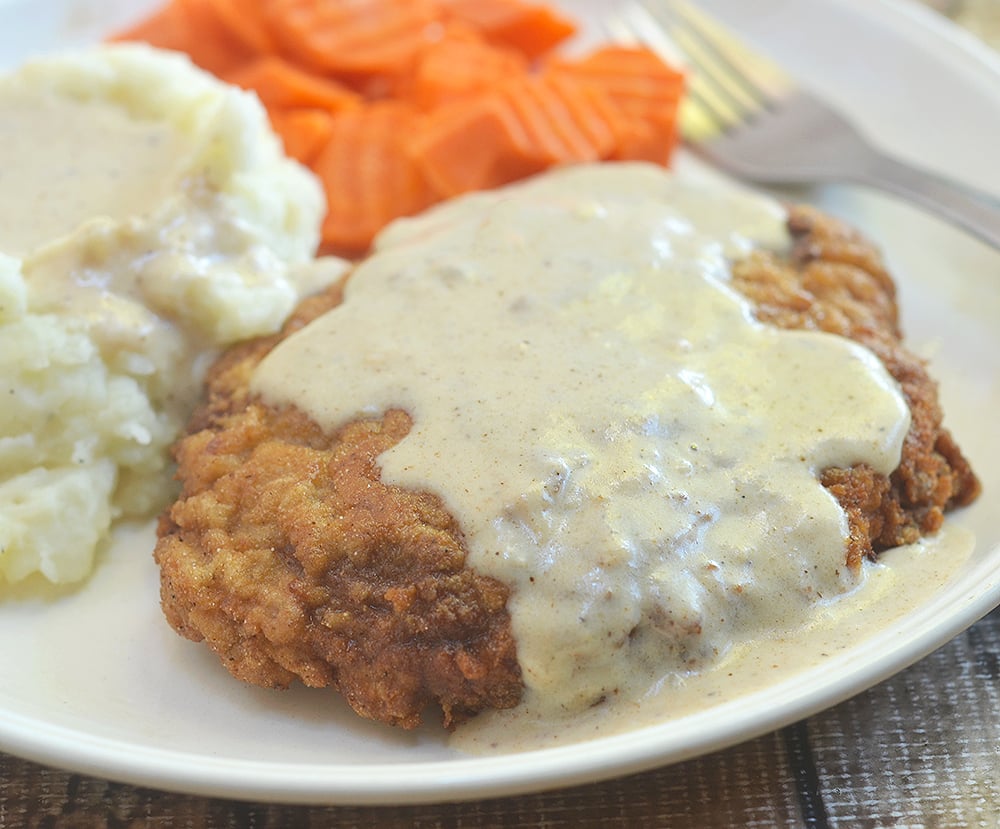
[155,205,980,729]
[732,206,979,568]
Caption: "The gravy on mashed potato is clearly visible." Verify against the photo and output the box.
[0,45,344,585]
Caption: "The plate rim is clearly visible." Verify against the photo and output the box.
[4,551,999,805]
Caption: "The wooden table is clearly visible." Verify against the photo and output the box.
[3,2,999,826]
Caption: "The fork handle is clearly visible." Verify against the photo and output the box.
[858,154,1000,251]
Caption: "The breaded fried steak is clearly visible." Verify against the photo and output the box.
[156,286,522,728]
[155,284,522,728]
[154,170,979,731]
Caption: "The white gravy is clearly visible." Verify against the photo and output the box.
[0,92,190,256]
[252,163,912,726]
[454,525,974,751]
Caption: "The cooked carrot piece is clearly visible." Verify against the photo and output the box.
[172,0,255,75]
[545,46,684,162]
[542,74,619,159]
[442,0,576,59]
[498,79,575,164]
[204,0,277,55]
[269,109,338,165]
[224,57,362,112]
[546,46,685,123]
[497,74,618,164]
[609,117,676,165]
[408,94,546,197]
[264,0,445,76]
[403,25,528,110]
[109,0,194,52]
[313,105,437,253]
[112,0,250,75]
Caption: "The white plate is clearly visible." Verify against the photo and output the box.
[1,0,999,806]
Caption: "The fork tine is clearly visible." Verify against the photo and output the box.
[606,1,1000,249]
[660,1,792,105]
[612,0,794,142]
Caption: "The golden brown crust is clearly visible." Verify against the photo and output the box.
[732,205,980,568]
[155,203,979,728]
[156,283,522,729]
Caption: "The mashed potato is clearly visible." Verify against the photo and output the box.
[0,45,344,584]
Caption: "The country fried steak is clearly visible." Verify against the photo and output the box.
[154,204,980,730]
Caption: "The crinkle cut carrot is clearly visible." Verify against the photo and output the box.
[109,0,192,51]
[113,0,252,75]
[224,57,362,112]
[442,0,577,60]
[408,93,546,197]
[313,105,437,253]
[174,0,254,75]
[608,117,675,165]
[541,74,621,160]
[410,69,642,199]
[269,109,337,165]
[204,0,276,55]
[403,25,528,110]
[546,46,685,123]
[496,74,620,165]
[264,0,445,76]
[545,46,684,163]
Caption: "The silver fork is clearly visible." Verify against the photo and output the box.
[606,0,1000,251]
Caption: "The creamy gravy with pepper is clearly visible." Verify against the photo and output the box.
[252,163,912,727]
[0,91,190,256]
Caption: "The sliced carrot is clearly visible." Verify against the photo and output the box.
[224,57,362,112]
[109,0,194,52]
[609,117,676,165]
[545,46,685,124]
[402,25,529,110]
[313,104,437,253]
[442,0,577,60]
[408,93,546,197]
[263,0,445,77]
[496,74,618,165]
[112,0,248,75]
[204,0,277,56]
[269,109,337,165]
[542,74,620,160]
[545,46,684,163]
[167,0,255,75]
